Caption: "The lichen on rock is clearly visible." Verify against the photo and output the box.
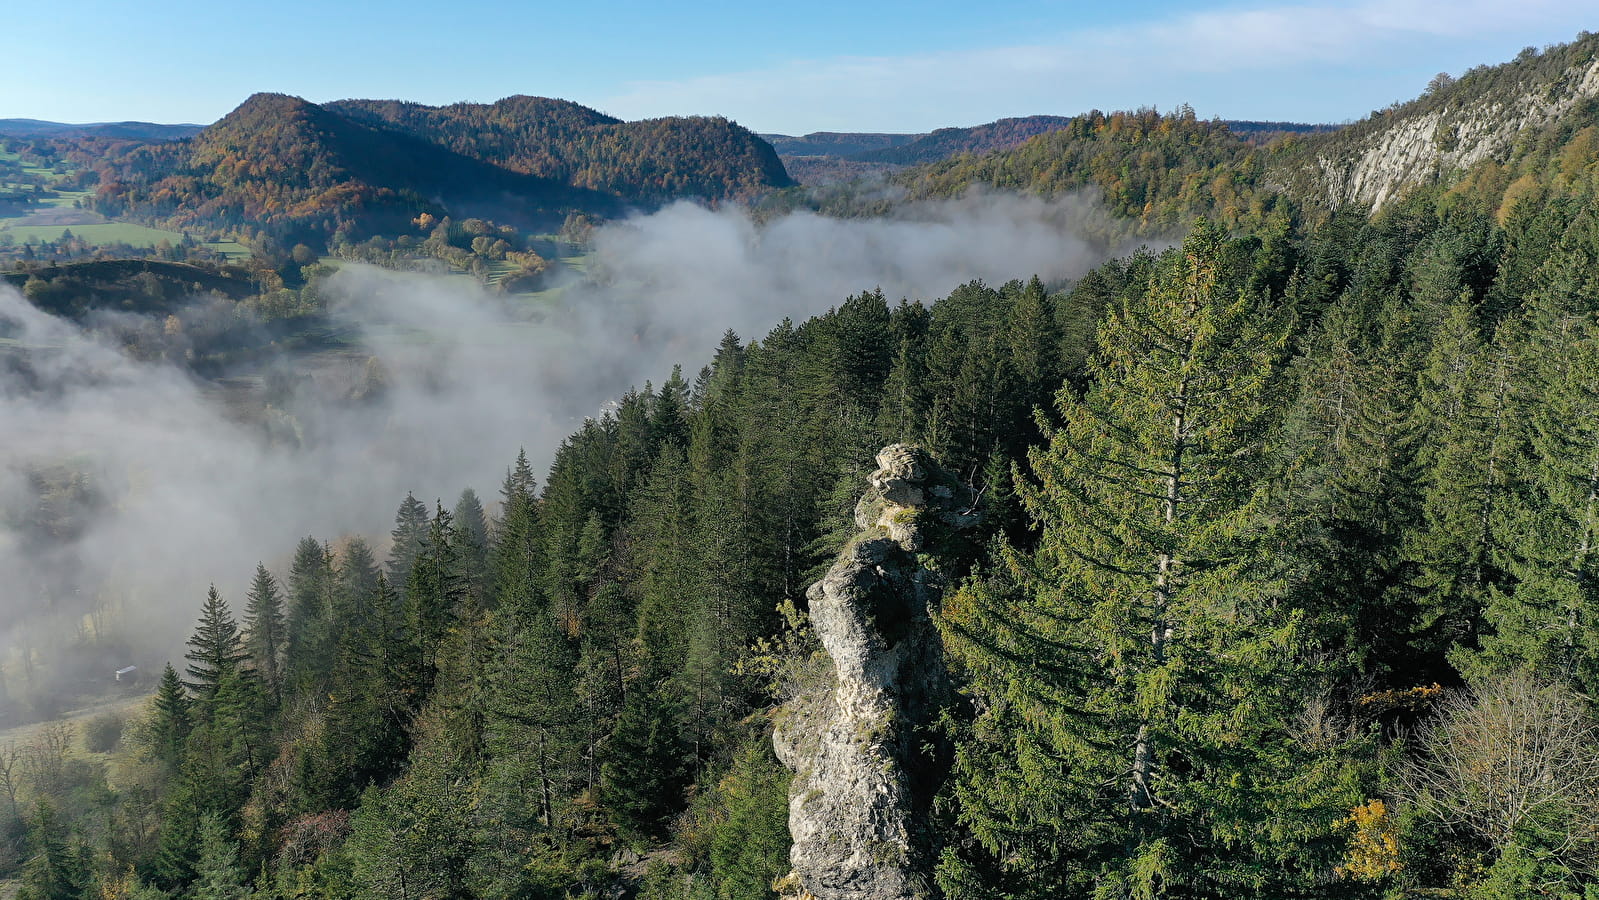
[773,444,978,900]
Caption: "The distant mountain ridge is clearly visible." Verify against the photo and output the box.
[766,118,1333,159]
[760,132,922,158]
[82,92,792,247]
[327,95,791,201]
[766,116,1337,185]
[0,118,202,141]
[799,32,1599,231]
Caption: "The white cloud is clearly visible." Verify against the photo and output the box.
[598,0,1594,132]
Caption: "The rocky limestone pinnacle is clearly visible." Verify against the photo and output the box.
[773,444,978,900]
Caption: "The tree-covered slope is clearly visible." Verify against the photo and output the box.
[1271,33,1599,210]
[0,119,203,141]
[18,176,1599,897]
[87,93,603,248]
[847,115,1075,164]
[83,92,792,249]
[759,131,921,158]
[326,95,793,201]
[836,32,1599,228]
[800,106,1285,234]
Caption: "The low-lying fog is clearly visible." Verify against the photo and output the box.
[0,192,1127,717]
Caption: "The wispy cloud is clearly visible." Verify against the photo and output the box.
[598,0,1593,131]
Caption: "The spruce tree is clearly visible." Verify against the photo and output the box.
[492,452,541,614]
[387,493,430,584]
[452,488,490,608]
[1477,318,1599,690]
[334,536,381,634]
[308,575,411,810]
[285,536,333,687]
[188,813,246,900]
[485,601,581,831]
[183,586,248,701]
[241,563,287,701]
[632,446,697,676]
[599,686,689,845]
[939,223,1352,895]
[404,503,466,684]
[150,662,192,770]
[1405,300,1519,667]
[650,365,691,448]
[14,803,90,900]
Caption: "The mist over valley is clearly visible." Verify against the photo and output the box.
[6,19,1599,900]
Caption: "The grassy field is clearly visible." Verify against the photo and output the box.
[0,148,91,213]
[0,221,187,247]
[0,692,151,751]
[0,149,251,260]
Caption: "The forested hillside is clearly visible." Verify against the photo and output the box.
[788,106,1283,235]
[13,162,1599,896]
[0,121,202,141]
[795,33,1599,235]
[77,93,790,250]
[10,29,1599,900]
[327,97,791,202]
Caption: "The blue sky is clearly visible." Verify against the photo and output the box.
[1,0,1593,133]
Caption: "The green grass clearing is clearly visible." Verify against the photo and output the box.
[0,221,190,247]
[205,240,251,260]
[0,692,152,751]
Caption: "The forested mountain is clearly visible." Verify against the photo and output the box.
[1275,36,1599,209]
[820,32,1599,231]
[766,116,1081,186]
[13,29,1599,900]
[758,131,919,158]
[787,106,1280,234]
[765,117,1332,185]
[846,115,1076,164]
[85,93,604,249]
[78,93,791,249]
[327,96,791,202]
[0,120,203,141]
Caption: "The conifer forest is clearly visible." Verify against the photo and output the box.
[8,26,1599,900]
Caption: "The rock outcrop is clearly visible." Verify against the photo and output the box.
[1296,50,1599,211]
[773,445,978,900]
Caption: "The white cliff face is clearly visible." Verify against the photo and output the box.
[773,445,978,900]
[1310,55,1599,211]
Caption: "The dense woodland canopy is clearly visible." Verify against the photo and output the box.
[10,30,1599,900]
[73,93,789,251]
[12,171,1599,897]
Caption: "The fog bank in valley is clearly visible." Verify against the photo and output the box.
[0,192,1125,718]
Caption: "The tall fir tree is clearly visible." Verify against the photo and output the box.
[939,223,1355,896]
[387,493,431,585]
[285,536,333,688]
[183,586,248,701]
[241,563,287,702]
[150,663,193,771]
[452,488,490,608]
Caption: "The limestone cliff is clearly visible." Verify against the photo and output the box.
[1277,39,1599,211]
[773,445,978,900]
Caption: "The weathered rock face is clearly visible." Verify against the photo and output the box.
[1302,54,1599,211]
[773,445,978,900]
